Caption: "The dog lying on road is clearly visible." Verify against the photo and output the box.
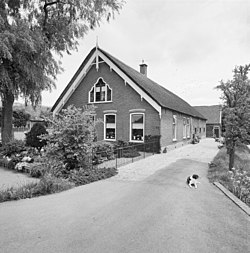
[187,174,200,189]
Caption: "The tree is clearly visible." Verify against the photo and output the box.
[216,65,250,170]
[0,0,124,145]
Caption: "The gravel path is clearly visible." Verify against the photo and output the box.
[113,138,219,181]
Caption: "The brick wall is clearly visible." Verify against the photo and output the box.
[63,62,160,142]
[62,61,206,148]
[192,118,206,139]
[160,109,195,150]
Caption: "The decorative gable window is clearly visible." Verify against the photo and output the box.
[130,113,144,142]
[104,114,116,140]
[173,115,177,141]
[89,78,112,103]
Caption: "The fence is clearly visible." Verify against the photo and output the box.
[91,141,160,169]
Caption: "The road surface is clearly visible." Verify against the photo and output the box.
[0,139,249,252]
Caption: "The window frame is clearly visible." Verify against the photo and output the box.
[104,113,116,141]
[89,77,112,103]
[186,118,191,138]
[183,117,187,139]
[173,115,177,141]
[129,112,145,143]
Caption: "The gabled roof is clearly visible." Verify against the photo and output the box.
[194,105,221,124]
[52,47,206,120]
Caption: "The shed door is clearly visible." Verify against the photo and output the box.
[214,127,220,138]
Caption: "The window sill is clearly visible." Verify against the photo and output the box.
[104,138,116,142]
[172,139,177,142]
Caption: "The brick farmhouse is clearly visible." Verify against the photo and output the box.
[51,47,206,151]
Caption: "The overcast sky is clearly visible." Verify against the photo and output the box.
[41,0,250,107]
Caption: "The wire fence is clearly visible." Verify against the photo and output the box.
[91,141,160,169]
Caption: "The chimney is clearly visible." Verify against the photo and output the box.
[139,60,147,76]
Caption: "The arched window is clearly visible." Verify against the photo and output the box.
[89,78,112,103]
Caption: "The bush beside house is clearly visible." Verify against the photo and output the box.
[0,106,118,203]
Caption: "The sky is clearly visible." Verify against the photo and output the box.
[41,0,250,108]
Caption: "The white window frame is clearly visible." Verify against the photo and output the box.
[183,117,187,139]
[130,113,145,143]
[104,114,116,141]
[173,115,177,141]
[89,77,112,103]
[186,118,191,138]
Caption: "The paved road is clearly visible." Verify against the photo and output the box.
[0,140,249,253]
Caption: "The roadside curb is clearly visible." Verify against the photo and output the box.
[214,182,250,216]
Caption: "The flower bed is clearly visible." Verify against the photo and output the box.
[208,145,250,207]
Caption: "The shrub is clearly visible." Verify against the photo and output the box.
[13,109,31,127]
[121,147,141,158]
[69,167,117,186]
[27,163,47,178]
[27,157,66,178]
[7,157,22,170]
[145,135,161,153]
[0,139,26,157]
[26,123,47,150]
[34,174,75,195]
[113,141,141,158]
[42,105,100,170]
[93,141,115,158]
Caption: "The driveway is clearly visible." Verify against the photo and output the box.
[0,139,249,253]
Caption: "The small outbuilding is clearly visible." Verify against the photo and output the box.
[194,105,222,138]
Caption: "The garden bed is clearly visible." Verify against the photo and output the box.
[208,144,250,207]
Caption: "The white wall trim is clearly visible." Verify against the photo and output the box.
[129,109,146,113]
[97,50,162,118]
[53,48,162,118]
[103,110,117,114]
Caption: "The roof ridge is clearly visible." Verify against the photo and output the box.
[99,48,206,119]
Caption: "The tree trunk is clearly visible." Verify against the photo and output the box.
[1,92,14,145]
[228,147,235,170]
